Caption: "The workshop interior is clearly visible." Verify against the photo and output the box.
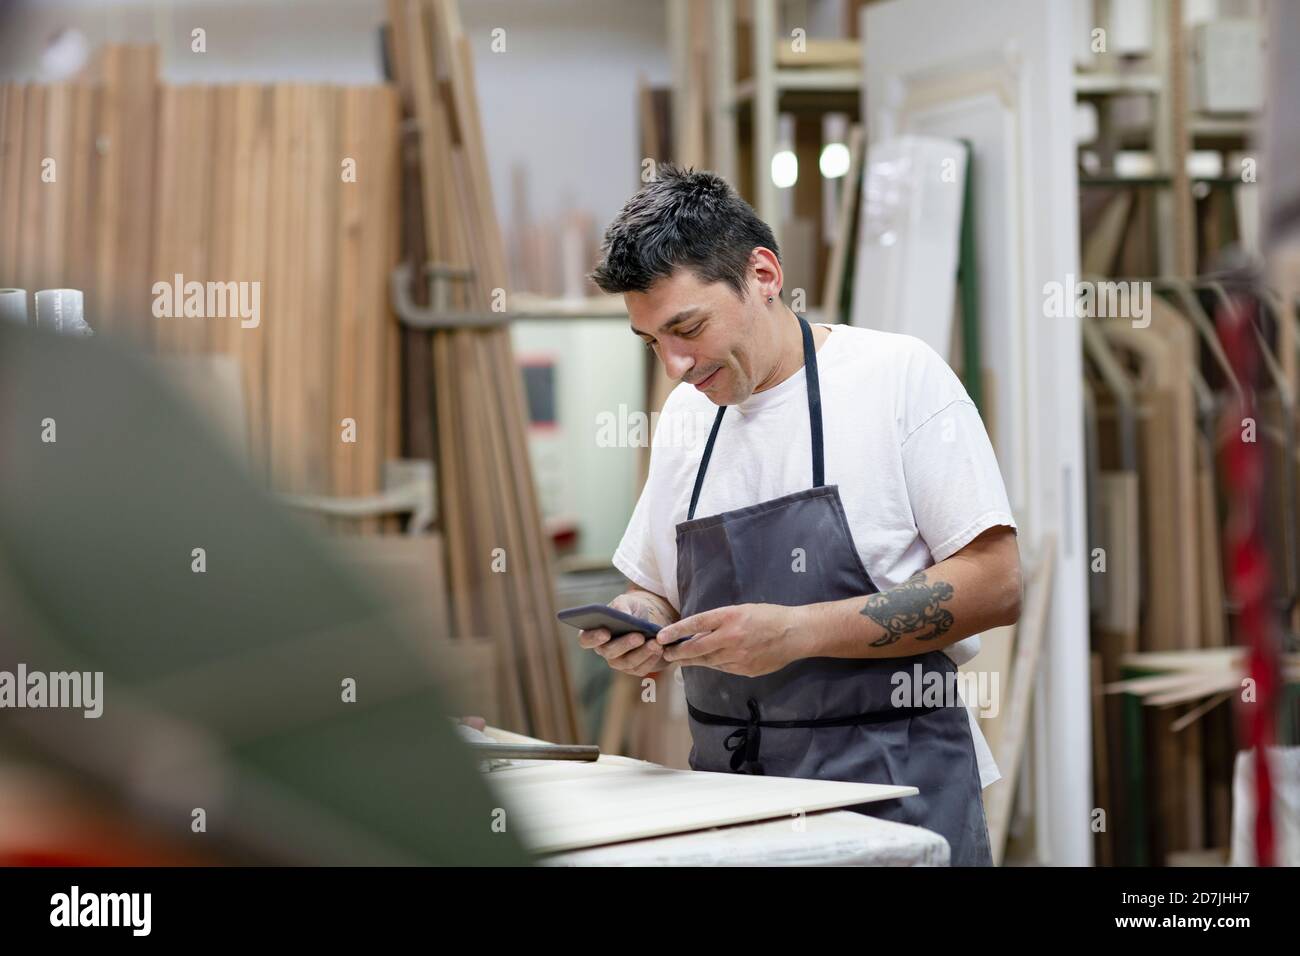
[0,0,1297,870]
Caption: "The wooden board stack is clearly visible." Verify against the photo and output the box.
[0,49,402,515]
[386,0,579,743]
[1081,189,1300,863]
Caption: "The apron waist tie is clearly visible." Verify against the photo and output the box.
[687,697,948,775]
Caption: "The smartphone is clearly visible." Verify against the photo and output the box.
[556,604,691,647]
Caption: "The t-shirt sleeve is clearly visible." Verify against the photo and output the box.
[612,476,667,599]
[899,341,1017,563]
[611,395,678,604]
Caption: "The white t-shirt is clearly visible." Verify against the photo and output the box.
[612,322,1017,789]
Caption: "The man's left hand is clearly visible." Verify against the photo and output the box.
[656,603,811,677]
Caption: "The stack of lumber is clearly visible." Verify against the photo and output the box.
[385,0,578,742]
[0,47,402,511]
[1082,191,1300,864]
[1105,649,1300,865]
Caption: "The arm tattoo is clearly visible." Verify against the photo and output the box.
[859,571,955,646]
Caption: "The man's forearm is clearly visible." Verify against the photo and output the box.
[794,530,1021,660]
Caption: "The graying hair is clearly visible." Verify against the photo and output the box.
[589,164,780,298]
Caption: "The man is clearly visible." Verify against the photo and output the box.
[582,165,1021,866]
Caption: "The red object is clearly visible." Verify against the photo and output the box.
[1216,293,1280,866]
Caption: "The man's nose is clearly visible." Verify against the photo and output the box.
[659,343,694,382]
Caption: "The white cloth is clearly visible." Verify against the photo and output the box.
[613,323,1017,789]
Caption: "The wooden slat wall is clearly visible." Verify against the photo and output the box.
[0,49,400,515]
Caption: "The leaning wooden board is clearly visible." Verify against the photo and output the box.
[488,758,917,856]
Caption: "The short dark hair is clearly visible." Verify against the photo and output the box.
[589,164,780,298]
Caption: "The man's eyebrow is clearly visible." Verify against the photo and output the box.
[632,307,703,340]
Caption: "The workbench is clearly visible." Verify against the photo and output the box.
[476,727,951,866]
[546,809,950,866]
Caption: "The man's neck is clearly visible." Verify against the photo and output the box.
[752,308,826,394]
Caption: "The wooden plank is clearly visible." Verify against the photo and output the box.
[491,758,917,855]
[598,675,640,756]
[39,83,73,293]
[235,85,274,476]
[357,87,402,526]
[184,85,214,355]
[92,45,159,342]
[265,84,305,491]
[17,84,45,293]
[774,38,861,68]
[205,86,237,359]
[333,87,365,514]
[1101,320,1199,650]
[149,84,183,355]
[462,332,540,732]
[985,540,1055,865]
[440,1,578,739]
[382,1,577,739]
[0,84,24,286]
[959,624,1013,762]
[63,80,98,306]
[301,84,337,497]
[1091,652,1114,867]
[117,46,159,343]
[221,84,263,466]
[1196,432,1226,646]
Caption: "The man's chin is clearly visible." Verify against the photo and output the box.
[711,381,752,407]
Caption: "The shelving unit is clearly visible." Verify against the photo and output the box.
[669,0,860,299]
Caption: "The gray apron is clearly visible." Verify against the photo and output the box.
[675,317,993,866]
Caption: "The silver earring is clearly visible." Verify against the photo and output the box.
[767,295,773,303]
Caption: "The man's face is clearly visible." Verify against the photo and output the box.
[626,268,764,406]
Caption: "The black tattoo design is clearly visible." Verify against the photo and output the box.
[860,572,955,646]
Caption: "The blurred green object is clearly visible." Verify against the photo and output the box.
[0,322,528,865]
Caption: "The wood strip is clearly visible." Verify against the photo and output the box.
[221,84,262,464]
[363,87,402,527]
[438,0,576,738]
[985,539,1055,865]
[205,86,237,359]
[462,332,536,732]
[333,87,365,515]
[117,46,159,343]
[383,1,577,738]
[63,80,98,307]
[265,84,303,491]
[149,84,184,355]
[17,83,45,294]
[237,85,274,476]
[1091,653,1114,866]
[90,49,122,335]
[39,83,73,292]
[0,85,24,286]
[301,84,337,497]
[181,86,214,357]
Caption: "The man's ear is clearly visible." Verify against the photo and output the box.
[750,247,783,300]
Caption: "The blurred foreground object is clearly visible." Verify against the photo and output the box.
[0,322,526,865]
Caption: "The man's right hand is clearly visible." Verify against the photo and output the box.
[578,591,672,678]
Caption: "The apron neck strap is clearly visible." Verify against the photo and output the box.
[687,316,825,520]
